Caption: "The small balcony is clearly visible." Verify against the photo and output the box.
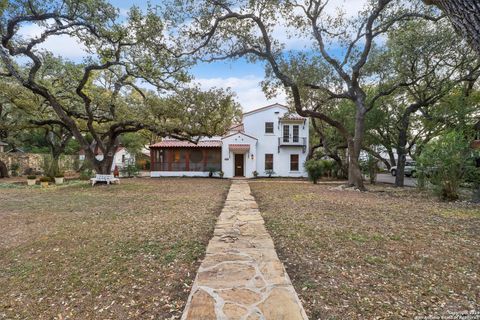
[278,137,307,153]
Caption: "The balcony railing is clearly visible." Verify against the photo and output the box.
[278,137,307,153]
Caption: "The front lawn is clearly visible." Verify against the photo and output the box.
[250,181,480,319]
[0,178,230,319]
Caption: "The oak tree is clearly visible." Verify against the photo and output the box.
[0,0,240,174]
[177,0,439,190]
[423,0,480,55]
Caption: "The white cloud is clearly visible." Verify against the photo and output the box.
[17,23,89,60]
[195,75,287,112]
[326,0,368,17]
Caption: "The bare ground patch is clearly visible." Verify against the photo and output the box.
[0,178,230,319]
[250,181,480,319]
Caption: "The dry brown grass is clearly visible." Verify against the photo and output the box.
[0,178,230,320]
[250,181,480,320]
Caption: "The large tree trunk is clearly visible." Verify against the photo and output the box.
[44,129,72,178]
[98,156,114,175]
[348,103,366,191]
[85,152,115,174]
[424,0,480,55]
[395,104,423,187]
[0,160,8,178]
[395,123,408,187]
[388,149,396,167]
[347,144,364,190]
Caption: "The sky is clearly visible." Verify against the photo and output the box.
[20,0,368,112]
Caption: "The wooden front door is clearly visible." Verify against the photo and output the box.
[234,154,244,177]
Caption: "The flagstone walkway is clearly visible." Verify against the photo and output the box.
[181,180,308,320]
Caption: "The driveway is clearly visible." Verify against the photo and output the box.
[376,173,417,187]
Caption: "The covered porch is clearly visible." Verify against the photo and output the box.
[150,140,222,177]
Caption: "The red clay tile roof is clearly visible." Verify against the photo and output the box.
[228,144,251,152]
[150,140,222,148]
[279,114,306,121]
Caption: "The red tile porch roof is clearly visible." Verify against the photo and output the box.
[229,144,251,152]
[150,140,222,148]
[279,115,306,121]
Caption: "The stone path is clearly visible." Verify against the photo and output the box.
[181,180,308,320]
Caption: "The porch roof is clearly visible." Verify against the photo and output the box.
[150,140,222,148]
[229,144,250,152]
[279,115,306,122]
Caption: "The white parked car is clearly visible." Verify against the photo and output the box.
[390,161,417,177]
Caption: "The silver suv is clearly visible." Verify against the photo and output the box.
[390,161,417,177]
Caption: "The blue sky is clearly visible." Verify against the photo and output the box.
[21,0,366,112]
[109,0,274,110]
[107,0,367,111]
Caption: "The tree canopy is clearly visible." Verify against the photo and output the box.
[0,0,241,173]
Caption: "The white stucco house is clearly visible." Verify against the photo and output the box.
[150,103,309,178]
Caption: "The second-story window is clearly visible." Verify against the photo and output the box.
[293,125,299,143]
[283,125,290,143]
[265,122,274,134]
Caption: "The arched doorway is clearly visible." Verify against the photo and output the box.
[0,160,8,178]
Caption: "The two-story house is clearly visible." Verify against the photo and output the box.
[150,103,309,178]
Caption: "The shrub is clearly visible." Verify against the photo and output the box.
[319,159,335,178]
[418,130,479,201]
[265,169,275,178]
[79,168,94,180]
[304,159,324,184]
[121,164,139,177]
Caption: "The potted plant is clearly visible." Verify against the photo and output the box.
[219,171,224,178]
[208,167,216,178]
[252,170,259,178]
[27,175,37,186]
[54,173,65,185]
[39,176,51,188]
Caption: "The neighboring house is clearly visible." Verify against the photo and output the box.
[150,103,309,178]
[0,141,7,153]
[360,147,413,170]
[79,145,135,172]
